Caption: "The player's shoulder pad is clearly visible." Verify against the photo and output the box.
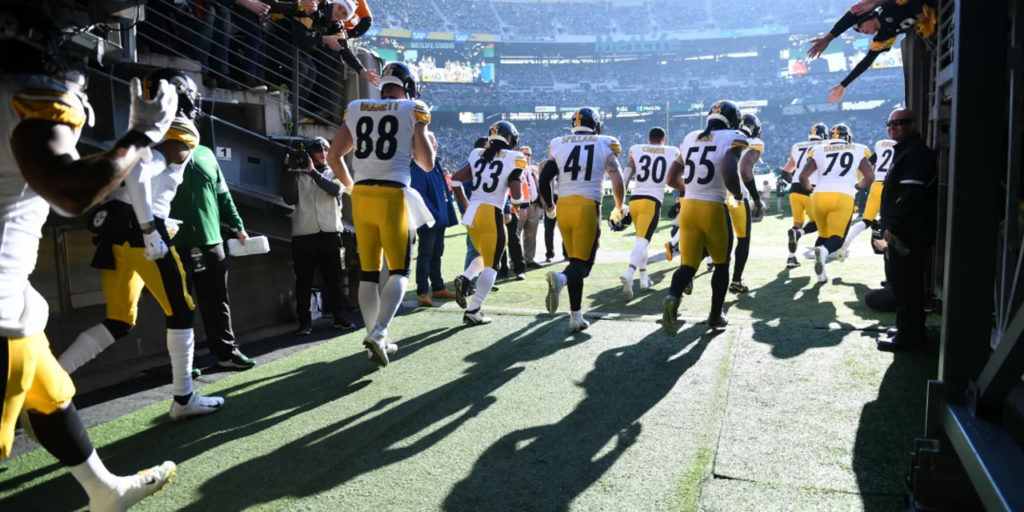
[601,135,622,156]
[857,143,871,158]
[405,99,431,124]
[12,75,90,131]
[513,151,529,169]
[726,130,749,150]
[748,137,764,153]
[166,116,200,150]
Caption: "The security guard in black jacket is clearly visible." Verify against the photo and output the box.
[876,109,937,351]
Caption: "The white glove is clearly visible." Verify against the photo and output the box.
[142,230,169,261]
[128,78,178,144]
[546,206,557,220]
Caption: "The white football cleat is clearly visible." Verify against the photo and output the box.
[814,246,829,283]
[569,311,590,332]
[620,274,634,301]
[169,392,224,421]
[545,271,565,314]
[90,461,177,512]
[638,275,653,290]
[363,328,392,367]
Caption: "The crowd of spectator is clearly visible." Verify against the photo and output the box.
[376,0,857,37]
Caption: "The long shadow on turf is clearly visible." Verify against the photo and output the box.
[0,327,458,511]
[175,315,586,511]
[443,323,719,511]
[853,348,937,510]
[736,269,867,358]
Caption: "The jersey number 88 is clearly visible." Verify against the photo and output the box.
[355,115,400,160]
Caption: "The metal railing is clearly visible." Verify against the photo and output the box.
[138,0,359,129]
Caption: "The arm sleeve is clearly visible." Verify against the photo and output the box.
[538,159,559,207]
[840,49,883,88]
[744,178,762,206]
[347,16,372,38]
[829,10,862,38]
[339,44,366,72]
[216,168,245,233]
[311,168,343,197]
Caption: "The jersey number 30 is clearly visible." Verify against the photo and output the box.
[636,155,667,183]
[354,115,399,160]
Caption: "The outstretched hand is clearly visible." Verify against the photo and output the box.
[827,84,846,103]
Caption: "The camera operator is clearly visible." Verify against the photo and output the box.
[271,0,380,85]
[281,137,353,335]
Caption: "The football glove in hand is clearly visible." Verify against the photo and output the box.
[751,202,765,222]
[143,230,169,261]
[129,78,178,144]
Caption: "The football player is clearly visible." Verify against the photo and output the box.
[2,2,175,508]
[60,68,225,421]
[451,121,526,325]
[808,0,937,103]
[840,137,895,257]
[727,113,765,293]
[780,123,828,268]
[326,62,435,368]
[619,127,679,300]
[798,124,874,283]
[662,101,749,335]
[539,107,625,332]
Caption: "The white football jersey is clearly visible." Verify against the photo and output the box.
[790,139,821,187]
[675,129,749,203]
[808,139,872,196]
[628,144,679,199]
[108,115,199,220]
[872,139,896,182]
[0,74,89,337]
[548,134,622,202]
[344,98,431,186]
[465,148,528,208]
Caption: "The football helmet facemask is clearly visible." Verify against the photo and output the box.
[143,68,202,120]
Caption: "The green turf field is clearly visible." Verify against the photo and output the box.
[0,204,937,511]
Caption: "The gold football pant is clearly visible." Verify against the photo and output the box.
[556,195,600,262]
[352,184,413,275]
[1,332,76,458]
[629,196,661,241]
[727,197,749,239]
[862,181,884,221]
[789,191,813,227]
[810,192,855,239]
[679,198,733,268]
[102,243,195,328]
[467,204,507,269]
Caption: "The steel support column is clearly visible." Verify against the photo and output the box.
[939,0,1009,391]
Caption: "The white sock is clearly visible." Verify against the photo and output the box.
[59,324,117,374]
[469,267,497,311]
[639,268,648,281]
[68,450,118,500]
[166,328,194,397]
[358,281,380,336]
[462,256,485,280]
[845,220,870,248]
[628,239,649,274]
[375,274,408,333]
[796,227,805,237]
[570,310,584,322]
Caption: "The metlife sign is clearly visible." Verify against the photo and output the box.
[594,34,684,54]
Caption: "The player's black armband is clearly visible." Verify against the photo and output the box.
[744,178,762,206]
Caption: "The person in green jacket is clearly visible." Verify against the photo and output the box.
[169,145,256,369]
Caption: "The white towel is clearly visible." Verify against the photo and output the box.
[403,187,435,229]
[461,201,481,228]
